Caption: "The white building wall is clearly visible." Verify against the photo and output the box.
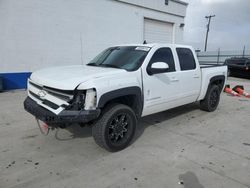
[0,0,186,73]
[116,0,187,16]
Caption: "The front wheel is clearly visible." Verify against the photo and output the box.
[200,85,221,112]
[92,104,137,152]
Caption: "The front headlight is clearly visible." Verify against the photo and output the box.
[67,90,85,110]
[68,89,96,110]
[84,89,97,110]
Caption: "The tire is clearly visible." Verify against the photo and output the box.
[200,85,221,112]
[92,104,137,152]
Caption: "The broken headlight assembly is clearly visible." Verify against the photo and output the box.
[66,89,96,111]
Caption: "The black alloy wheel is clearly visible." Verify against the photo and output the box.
[92,104,137,152]
[209,88,219,109]
[108,113,132,145]
[200,84,221,112]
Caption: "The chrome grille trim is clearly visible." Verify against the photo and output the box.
[28,80,73,102]
[27,79,73,114]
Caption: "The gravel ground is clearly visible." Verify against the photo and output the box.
[0,77,250,188]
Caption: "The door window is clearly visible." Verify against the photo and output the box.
[148,48,175,72]
[176,48,196,71]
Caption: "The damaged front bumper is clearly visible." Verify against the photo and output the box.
[24,97,100,125]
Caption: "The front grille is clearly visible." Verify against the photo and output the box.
[29,90,39,99]
[42,100,59,110]
[29,91,59,110]
[29,81,43,90]
[28,80,73,111]
[43,87,72,101]
[28,80,73,102]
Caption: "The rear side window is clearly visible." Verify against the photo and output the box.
[176,48,196,71]
[149,48,175,72]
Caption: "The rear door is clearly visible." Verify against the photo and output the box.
[175,48,201,103]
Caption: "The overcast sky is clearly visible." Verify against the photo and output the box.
[183,0,250,51]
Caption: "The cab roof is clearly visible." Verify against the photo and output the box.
[115,43,193,49]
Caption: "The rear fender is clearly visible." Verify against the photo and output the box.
[199,75,226,101]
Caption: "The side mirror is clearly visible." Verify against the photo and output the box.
[148,62,169,75]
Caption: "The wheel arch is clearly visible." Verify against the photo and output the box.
[209,75,226,92]
[199,75,226,101]
[97,87,143,118]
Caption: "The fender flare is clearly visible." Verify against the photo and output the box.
[97,86,143,116]
[210,75,226,84]
[209,75,226,90]
[203,75,226,98]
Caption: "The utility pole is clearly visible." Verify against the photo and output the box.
[204,15,215,52]
[243,45,245,58]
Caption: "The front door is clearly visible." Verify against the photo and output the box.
[142,48,181,116]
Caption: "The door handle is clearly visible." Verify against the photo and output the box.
[170,77,179,82]
[193,75,200,78]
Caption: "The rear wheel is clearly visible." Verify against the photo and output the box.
[92,104,137,152]
[200,85,221,112]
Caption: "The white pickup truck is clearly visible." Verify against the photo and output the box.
[24,43,227,151]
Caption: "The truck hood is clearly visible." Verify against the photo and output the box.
[30,65,126,90]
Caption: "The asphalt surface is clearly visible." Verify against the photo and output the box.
[0,77,250,188]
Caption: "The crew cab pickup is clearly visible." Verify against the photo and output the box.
[24,44,227,152]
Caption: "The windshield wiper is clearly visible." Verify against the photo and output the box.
[87,63,122,69]
[87,63,99,66]
[99,64,122,69]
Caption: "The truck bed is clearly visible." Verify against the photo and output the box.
[199,63,226,68]
[197,63,227,101]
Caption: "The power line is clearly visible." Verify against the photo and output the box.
[204,15,215,52]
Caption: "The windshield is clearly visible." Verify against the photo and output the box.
[87,46,150,71]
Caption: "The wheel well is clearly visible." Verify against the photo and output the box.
[209,75,226,92]
[210,79,225,91]
[101,95,142,118]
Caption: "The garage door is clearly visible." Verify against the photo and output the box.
[144,18,173,43]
